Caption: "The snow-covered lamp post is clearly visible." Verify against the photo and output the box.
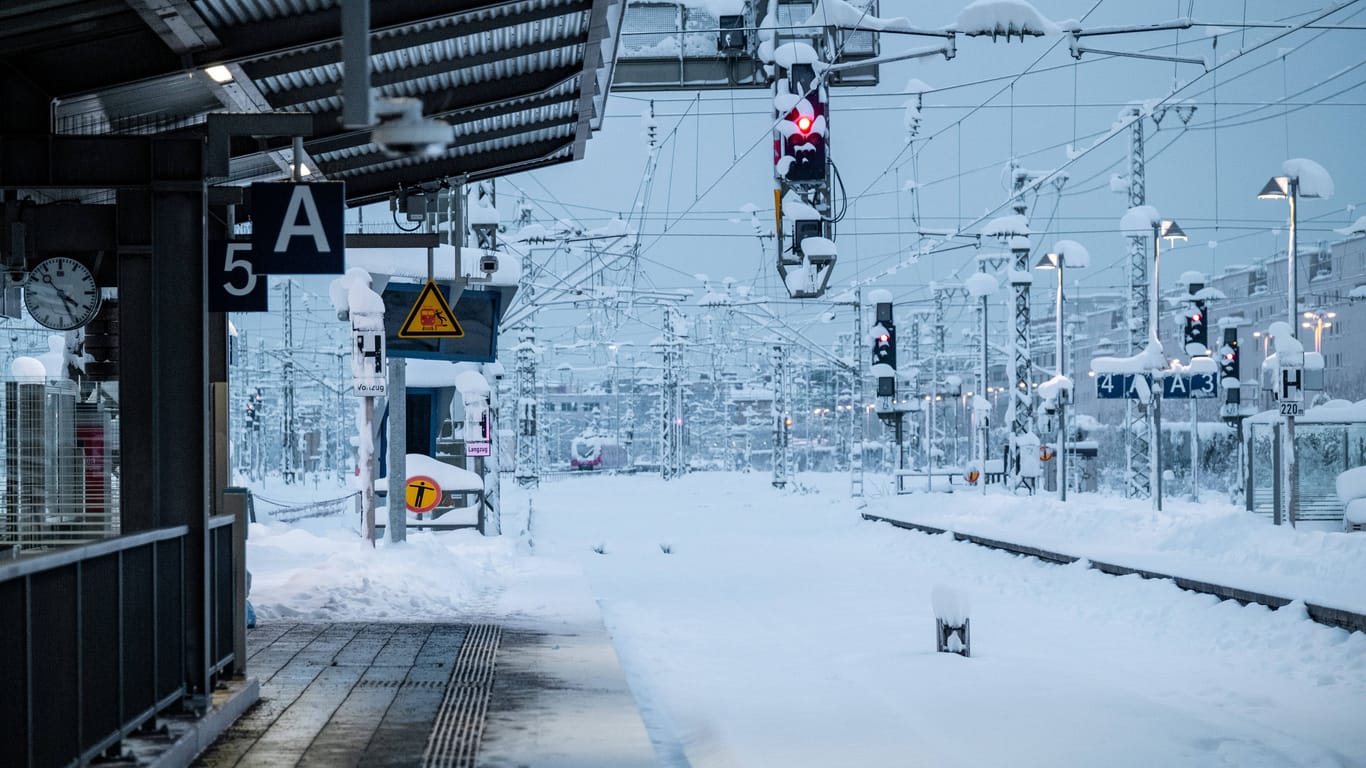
[1035,239,1087,502]
[1257,159,1334,340]
[1150,219,1185,511]
[1257,159,1333,527]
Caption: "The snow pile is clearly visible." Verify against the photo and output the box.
[800,236,837,259]
[10,356,45,383]
[964,271,999,297]
[1037,373,1072,401]
[1091,339,1166,375]
[1051,239,1089,268]
[1267,321,1304,367]
[585,217,630,238]
[951,0,1061,37]
[378,452,483,493]
[868,288,893,305]
[1333,215,1366,236]
[1015,431,1041,477]
[1120,205,1161,236]
[511,223,551,242]
[772,42,828,72]
[467,194,500,225]
[982,213,1029,237]
[930,583,970,625]
[1337,466,1366,525]
[1282,158,1334,199]
[904,78,933,94]
[801,0,912,32]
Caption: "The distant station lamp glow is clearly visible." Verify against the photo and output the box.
[204,65,234,83]
[1301,310,1336,354]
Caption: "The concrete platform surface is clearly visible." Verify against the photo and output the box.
[190,618,657,767]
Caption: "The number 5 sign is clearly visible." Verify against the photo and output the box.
[209,240,268,312]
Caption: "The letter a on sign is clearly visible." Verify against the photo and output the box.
[399,280,465,338]
[251,181,344,274]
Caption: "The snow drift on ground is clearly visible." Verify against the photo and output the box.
[244,472,1366,767]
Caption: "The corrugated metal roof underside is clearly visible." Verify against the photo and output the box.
[3,0,625,204]
[192,0,336,27]
[257,44,588,115]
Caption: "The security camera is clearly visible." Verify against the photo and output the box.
[479,254,499,274]
[371,97,453,158]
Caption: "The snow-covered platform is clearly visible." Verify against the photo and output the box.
[193,620,655,766]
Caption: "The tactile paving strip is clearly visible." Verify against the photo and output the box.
[421,623,502,768]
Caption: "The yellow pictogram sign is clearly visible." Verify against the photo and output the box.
[398,280,464,338]
[406,475,442,513]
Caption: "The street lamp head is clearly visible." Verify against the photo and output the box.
[1034,252,1061,270]
[1158,220,1187,243]
[1257,176,1291,199]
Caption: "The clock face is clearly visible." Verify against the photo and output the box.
[23,257,102,331]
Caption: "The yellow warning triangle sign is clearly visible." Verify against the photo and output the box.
[398,280,465,338]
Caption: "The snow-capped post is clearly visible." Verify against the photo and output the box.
[772,343,790,489]
[333,268,386,546]
[1035,240,1086,501]
[1265,321,1304,527]
[966,268,999,494]
[456,369,494,534]
[931,584,970,658]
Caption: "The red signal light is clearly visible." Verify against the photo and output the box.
[795,114,813,133]
[877,333,889,343]
[1190,313,1202,322]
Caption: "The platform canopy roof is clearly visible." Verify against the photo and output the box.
[0,0,626,205]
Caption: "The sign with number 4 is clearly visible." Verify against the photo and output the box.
[209,240,268,312]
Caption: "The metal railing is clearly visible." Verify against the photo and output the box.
[0,526,189,767]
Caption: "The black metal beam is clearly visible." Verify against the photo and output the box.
[241,0,592,81]
[265,33,585,109]
[341,134,574,204]
[319,115,573,175]
[0,7,184,98]
[0,136,202,188]
[1,0,545,99]
[266,82,576,160]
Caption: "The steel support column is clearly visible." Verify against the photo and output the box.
[1125,108,1151,499]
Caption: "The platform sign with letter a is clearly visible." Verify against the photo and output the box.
[398,280,464,338]
[251,181,344,274]
[1162,372,1218,399]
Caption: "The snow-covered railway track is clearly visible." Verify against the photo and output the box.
[862,512,1366,635]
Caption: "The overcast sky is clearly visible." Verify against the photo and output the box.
[494,0,1365,357]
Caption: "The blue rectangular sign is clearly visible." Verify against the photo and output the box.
[1162,372,1218,399]
[1095,373,1149,400]
[251,181,345,274]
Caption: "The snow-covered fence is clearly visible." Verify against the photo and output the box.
[1247,402,1366,528]
[261,491,361,523]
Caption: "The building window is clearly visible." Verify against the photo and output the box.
[1309,247,1334,281]
[1249,268,1268,295]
